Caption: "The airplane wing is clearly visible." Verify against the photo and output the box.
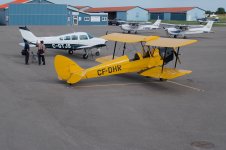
[139,67,192,80]
[162,23,204,28]
[101,33,159,43]
[146,37,197,48]
[76,43,106,50]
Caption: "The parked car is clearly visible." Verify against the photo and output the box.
[108,19,126,26]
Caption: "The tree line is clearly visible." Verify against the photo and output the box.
[206,7,225,15]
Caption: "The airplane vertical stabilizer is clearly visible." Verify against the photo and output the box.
[203,21,214,32]
[153,19,161,27]
[19,26,38,43]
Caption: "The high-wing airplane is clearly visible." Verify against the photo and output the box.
[164,21,214,38]
[120,19,161,34]
[54,33,197,85]
[19,27,107,59]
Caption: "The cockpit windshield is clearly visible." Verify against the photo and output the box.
[87,34,94,39]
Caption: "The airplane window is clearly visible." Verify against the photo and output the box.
[59,37,63,40]
[79,35,88,40]
[87,34,93,39]
[71,35,78,40]
[64,36,71,40]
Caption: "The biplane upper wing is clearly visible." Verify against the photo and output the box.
[146,37,197,48]
[101,33,159,43]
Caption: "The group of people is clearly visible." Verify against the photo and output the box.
[24,40,46,65]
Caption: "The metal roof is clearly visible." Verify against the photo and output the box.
[86,6,138,13]
[0,0,30,9]
[147,7,196,13]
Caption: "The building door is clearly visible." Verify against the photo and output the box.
[73,16,78,25]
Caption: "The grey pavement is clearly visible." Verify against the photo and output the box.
[0,25,226,150]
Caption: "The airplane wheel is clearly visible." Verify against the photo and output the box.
[183,36,187,39]
[128,31,131,34]
[68,50,73,55]
[95,51,100,56]
[83,54,88,59]
[174,35,177,38]
[160,78,167,82]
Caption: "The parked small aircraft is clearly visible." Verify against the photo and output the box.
[19,27,107,59]
[120,19,161,33]
[164,21,214,38]
[54,33,197,85]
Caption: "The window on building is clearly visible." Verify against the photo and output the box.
[84,17,90,21]
[102,17,108,21]
[79,35,88,40]
[64,36,71,40]
[71,35,78,40]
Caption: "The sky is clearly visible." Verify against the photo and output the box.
[0,0,225,11]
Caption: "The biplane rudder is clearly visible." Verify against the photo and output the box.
[54,55,85,84]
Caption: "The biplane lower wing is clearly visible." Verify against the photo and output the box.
[139,67,192,80]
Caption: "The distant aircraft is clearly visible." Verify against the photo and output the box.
[19,27,107,59]
[163,21,214,38]
[120,19,161,34]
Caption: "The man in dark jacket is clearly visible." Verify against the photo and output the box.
[24,40,30,65]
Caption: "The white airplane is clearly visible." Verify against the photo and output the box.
[120,19,161,34]
[164,21,214,38]
[19,27,107,59]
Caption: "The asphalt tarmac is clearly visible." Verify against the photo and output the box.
[0,25,226,150]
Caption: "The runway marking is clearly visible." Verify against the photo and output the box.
[71,80,205,92]
[167,80,205,92]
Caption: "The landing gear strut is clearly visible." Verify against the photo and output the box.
[68,50,73,55]
[95,48,100,56]
[83,49,88,59]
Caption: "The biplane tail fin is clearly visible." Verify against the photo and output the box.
[54,55,85,84]
[139,67,192,80]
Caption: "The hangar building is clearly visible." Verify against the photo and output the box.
[86,6,149,22]
[147,7,206,21]
[0,0,108,26]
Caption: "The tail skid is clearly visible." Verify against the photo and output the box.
[54,55,85,84]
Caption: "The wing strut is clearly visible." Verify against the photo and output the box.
[112,41,117,60]
[174,47,180,68]
[161,47,167,73]
[122,43,126,56]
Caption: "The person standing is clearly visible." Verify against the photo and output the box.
[24,40,30,65]
[37,41,46,65]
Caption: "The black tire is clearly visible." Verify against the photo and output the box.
[174,35,177,38]
[68,50,73,55]
[95,51,100,56]
[128,31,131,34]
[160,78,167,82]
[83,54,88,59]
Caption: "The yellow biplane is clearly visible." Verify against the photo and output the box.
[54,33,197,85]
